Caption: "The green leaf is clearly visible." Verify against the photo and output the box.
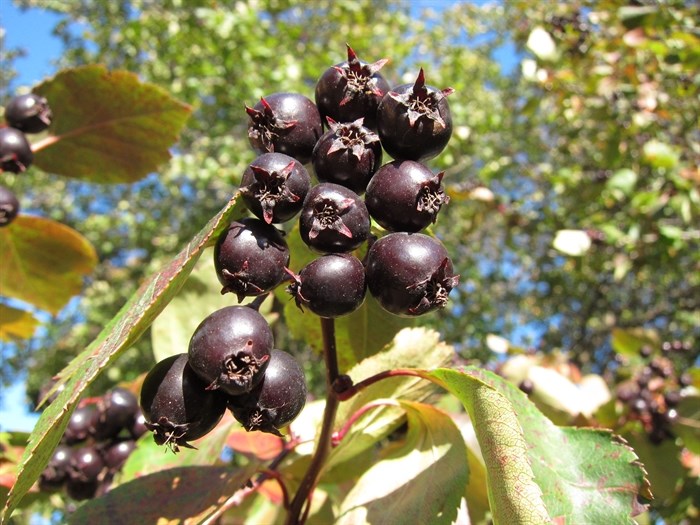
[606,169,638,196]
[0,193,245,524]
[673,395,700,455]
[0,304,39,342]
[0,215,98,315]
[611,327,659,357]
[67,464,258,524]
[337,400,468,525]
[326,328,454,479]
[642,140,679,169]
[32,65,192,183]
[423,367,651,524]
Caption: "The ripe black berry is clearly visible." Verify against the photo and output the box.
[91,387,139,441]
[68,446,106,484]
[0,185,20,227]
[315,44,390,130]
[240,153,311,224]
[299,183,370,253]
[128,411,148,439]
[4,94,53,133]
[311,117,382,194]
[188,305,273,395]
[287,253,366,318]
[214,218,290,301]
[63,404,98,444]
[102,440,136,472]
[0,127,33,173]
[39,445,73,492]
[246,93,322,164]
[140,354,227,452]
[227,349,307,436]
[366,232,459,316]
[377,68,454,161]
[365,160,448,232]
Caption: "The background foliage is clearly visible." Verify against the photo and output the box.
[1,0,698,523]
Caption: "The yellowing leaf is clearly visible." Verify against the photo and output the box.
[33,65,192,183]
[0,215,97,315]
[337,400,468,525]
[0,304,40,342]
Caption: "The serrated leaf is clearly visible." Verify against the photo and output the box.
[32,65,192,183]
[552,229,591,256]
[0,304,39,342]
[0,194,245,524]
[0,215,98,315]
[423,367,651,524]
[337,400,468,525]
[68,464,258,525]
[325,328,453,478]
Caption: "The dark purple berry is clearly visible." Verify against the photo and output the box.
[365,160,448,232]
[214,218,290,302]
[311,117,382,194]
[366,232,459,316]
[4,94,52,133]
[140,354,227,452]
[39,445,73,491]
[240,152,311,223]
[377,68,454,161]
[246,93,322,164]
[102,440,136,472]
[68,446,106,483]
[0,185,20,227]
[188,306,273,395]
[227,349,307,436]
[91,387,139,441]
[518,379,535,395]
[286,253,366,318]
[0,127,33,173]
[63,404,98,444]
[129,411,148,439]
[315,44,390,130]
[65,478,100,501]
[299,183,370,253]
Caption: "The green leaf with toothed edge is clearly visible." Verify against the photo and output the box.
[0,193,245,524]
[421,367,652,525]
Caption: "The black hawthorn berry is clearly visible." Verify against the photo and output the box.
[299,183,370,253]
[311,117,382,194]
[128,411,149,439]
[67,446,106,499]
[227,349,307,436]
[91,387,139,441]
[287,253,366,318]
[366,232,459,316]
[63,404,98,445]
[39,445,73,492]
[4,93,53,133]
[377,68,454,161]
[246,93,322,164]
[0,185,20,227]
[102,440,136,472]
[188,305,273,395]
[140,354,227,452]
[0,127,33,173]
[315,44,390,130]
[365,160,448,232]
[214,218,290,301]
[240,152,311,223]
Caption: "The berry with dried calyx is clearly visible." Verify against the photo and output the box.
[214,218,290,302]
[0,185,20,227]
[240,152,311,224]
[377,68,454,161]
[4,93,53,133]
[0,127,33,173]
[187,305,274,395]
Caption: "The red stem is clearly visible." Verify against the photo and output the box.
[336,368,423,401]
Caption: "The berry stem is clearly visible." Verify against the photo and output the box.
[285,317,340,525]
[336,368,423,401]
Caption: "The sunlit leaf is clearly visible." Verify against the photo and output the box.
[642,140,679,169]
[0,304,39,342]
[526,26,557,61]
[0,194,245,523]
[32,65,192,183]
[611,327,659,357]
[552,229,591,256]
[337,400,468,525]
[0,215,97,315]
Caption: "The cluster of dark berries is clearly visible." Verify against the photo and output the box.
[139,307,307,451]
[616,341,694,445]
[138,44,460,451]
[0,93,52,226]
[39,387,144,500]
